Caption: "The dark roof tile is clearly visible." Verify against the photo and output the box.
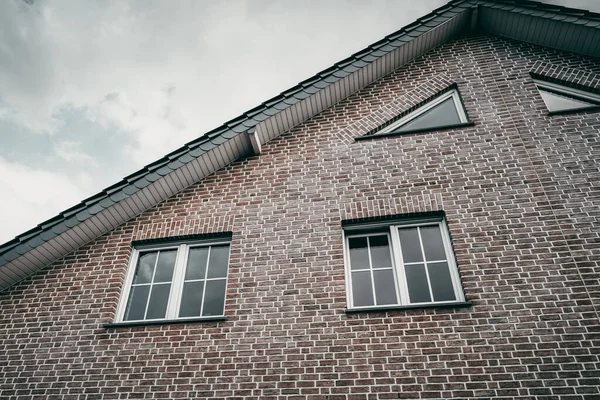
[188,148,205,158]
[133,177,152,189]
[262,107,279,116]
[88,203,105,215]
[4,250,18,262]
[199,142,216,152]
[51,223,69,236]
[99,197,115,208]
[282,97,298,106]
[177,154,195,164]
[230,124,247,133]
[40,230,56,242]
[293,90,311,101]
[273,100,290,110]
[210,135,229,145]
[361,54,378,63]
[323,75,340,84]
[313,80,330,89]
[63,217,79,229]
[122,186,138,196]
[76,210,91,222]
[156,166,173,176]
[109,192,128,203]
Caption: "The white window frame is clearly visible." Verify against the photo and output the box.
[380,90,468,134]
[343,217,465,310]
[115,238,231,323]
[533,79,600,105]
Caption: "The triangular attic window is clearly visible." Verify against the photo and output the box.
[534,79,600,113]
[380,89,468,135]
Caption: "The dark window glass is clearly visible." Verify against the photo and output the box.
[538,88,595,112]
[202,280,227,316]
[369,235,392,269]
[185,247,209,280]
[393,97,461,133]
[349,237,369,270]
[179,281,204,318]
[420,226,446,261]
[133,252,157,284]
[207,245,230,279]
[145,284,171,319]
[405,264,431,303]
[351,271,374,307]
[428,262,456,302]
[124,285,150,321]
[398,228,423,263]
[373,269,397,305]
[154,250,177,283]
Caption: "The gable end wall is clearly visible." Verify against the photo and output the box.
[1,34,599,399]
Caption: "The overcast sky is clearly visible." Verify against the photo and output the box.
[1,0,599,244]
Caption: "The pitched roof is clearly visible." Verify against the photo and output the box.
[2,0,600,291]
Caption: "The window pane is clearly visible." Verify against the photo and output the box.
[348,237,369,270]
[202,279,227,316]
[538,88,595,112]
[397,228,423,263]
[369,235,392,269]
[186,247,209,280]
[179,281,204,318]
[124,285,150,321]
[405,264,431,303]
[351,271,374,307]
[428,262,456,302]
[420,225,446,261]
[145,283,171,319]
[154,250,177,283]
[394,97,460,132]
[133,252,157,284]
[373,269,397,305]
[207,245,230,279]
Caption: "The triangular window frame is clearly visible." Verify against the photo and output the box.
[379,89,469,135]
[534,79,600,114]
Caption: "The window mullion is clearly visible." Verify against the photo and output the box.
[364,237,378,306]
[199,246,212,317]
[416,228,435,303]
[390,227,409,305]
[142,250,161,320]
[167,244,188,319]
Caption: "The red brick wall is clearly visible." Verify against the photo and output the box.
[1,35,599,399]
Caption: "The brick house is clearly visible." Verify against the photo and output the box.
[1,0,600,398]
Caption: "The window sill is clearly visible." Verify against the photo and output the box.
[345,301,472,314]
[355,121,475,141]
[547,105,600,116]
[104,316,227,329]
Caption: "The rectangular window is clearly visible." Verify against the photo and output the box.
[116,238,231,323]
[344,216,464,310]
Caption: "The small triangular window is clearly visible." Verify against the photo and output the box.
[380,90,468,135]
[534,79,600,113]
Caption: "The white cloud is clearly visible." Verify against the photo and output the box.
[0,0,449,165]
[0,157,92,243]
[54,140,98,166]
